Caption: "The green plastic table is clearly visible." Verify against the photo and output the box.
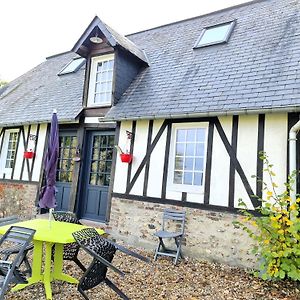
[0,218,104,300]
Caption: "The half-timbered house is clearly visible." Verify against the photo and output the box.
[0,0,299,267]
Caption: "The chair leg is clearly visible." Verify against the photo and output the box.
[105,278,129,300]
[174,237,183,265]
[154,238,163,261]
[73,257,86,272]
[78,286,89,300]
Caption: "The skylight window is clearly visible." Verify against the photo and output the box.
[194,21,236,48]
[58,57,85,75]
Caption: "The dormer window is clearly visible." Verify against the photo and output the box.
[87,54,114,107]
[194,20,236,48]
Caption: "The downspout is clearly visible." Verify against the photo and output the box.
[289,120,300,203]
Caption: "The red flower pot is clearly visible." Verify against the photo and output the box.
[120,153,133,163]
[24,151,35,159]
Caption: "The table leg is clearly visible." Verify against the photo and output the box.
[52,243,79,284]
[44,242,54,300]
[12,240,44,291]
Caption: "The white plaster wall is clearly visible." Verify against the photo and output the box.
[209,116,232,206]
[130,120,149,195]
[147,120,166,198]
[32,124,47,182]
[113,121,132,193]
[263,113,288,198]
[235,115,258,209]
[12,126,28,180]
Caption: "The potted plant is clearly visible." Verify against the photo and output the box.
[24,149,35,159]
[115,146,133,164]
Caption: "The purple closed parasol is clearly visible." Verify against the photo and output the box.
[39,110,59,209]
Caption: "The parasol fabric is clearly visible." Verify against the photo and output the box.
[39,111,59,209]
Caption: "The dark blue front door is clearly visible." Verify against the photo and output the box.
[79,131,114,222]
[56,132,77,211]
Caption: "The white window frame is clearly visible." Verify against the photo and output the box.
[194,20,236,48]
[0,129,19,178]
[87,53,115,107]
[167,122,208,194]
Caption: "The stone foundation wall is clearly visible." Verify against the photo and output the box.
[108,197,258,269]
[0,181,38,219]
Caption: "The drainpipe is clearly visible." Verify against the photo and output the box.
[289,120,300,203]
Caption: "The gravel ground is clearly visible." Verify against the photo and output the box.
[6,249,300,300]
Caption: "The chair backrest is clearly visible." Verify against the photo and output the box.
[52,211,81,224]
[162,209,186,234]
[73,228,117,291]
[0,226,35,300]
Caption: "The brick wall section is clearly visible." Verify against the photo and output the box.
[108,197,258,268]
[0,181,38,219]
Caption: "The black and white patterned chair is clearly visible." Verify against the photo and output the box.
[52,211,86,271]
[73,228,149,300]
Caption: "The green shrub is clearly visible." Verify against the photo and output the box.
[235,153,300,280]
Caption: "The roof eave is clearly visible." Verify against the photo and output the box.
[104,106,300,121]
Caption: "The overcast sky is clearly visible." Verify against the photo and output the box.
[0,0,250,81]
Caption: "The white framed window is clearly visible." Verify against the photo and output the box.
[0,129,19,177]
[167,123,208,193]
[194,20,236,48]
[87,54,114,107]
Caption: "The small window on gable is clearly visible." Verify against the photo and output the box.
[87,54,115,107]
[58,57,85,75]
[194,20,236,48]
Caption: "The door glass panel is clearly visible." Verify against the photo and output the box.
[56,134,77,182]
[89,134,114,186]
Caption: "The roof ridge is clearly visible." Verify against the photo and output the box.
[125,0,266,37]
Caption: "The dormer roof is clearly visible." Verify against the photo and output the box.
[72,16,148,65]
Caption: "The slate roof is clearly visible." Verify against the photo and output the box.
[105,0,300,120]
[0,52,84,126]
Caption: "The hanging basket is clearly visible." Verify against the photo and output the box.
[120,153,133,164]
[24,151,35,159]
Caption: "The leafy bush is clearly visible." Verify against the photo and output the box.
[235,153,300,280]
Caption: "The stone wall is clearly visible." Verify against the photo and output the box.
[108,197,258,269]
[0,181,38,219]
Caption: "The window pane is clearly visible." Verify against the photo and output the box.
[195,158,204,170]
[198,23,232,46]
[186,129,196,142]
[195,143,205,156]
[194,172,203,186]
[175,157,184,170]
[59,58,85,75]
[176,130,185,142]
[196,129,206,142]
[184,158,194,171]
[175,143,184,156]
[174,171,183,184]
[183,172,193,185]
[186,143,195,156]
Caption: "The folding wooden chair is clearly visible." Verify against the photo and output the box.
[52,211,86,271]
[0,226,36,300]
[73,227,149,300]
[153,209,186,265]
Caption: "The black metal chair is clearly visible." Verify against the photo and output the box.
[52,211,86,271]
[73,227,149,300]
[0,217,34,275]
[153,209,186,265]
[0,226,36,300]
